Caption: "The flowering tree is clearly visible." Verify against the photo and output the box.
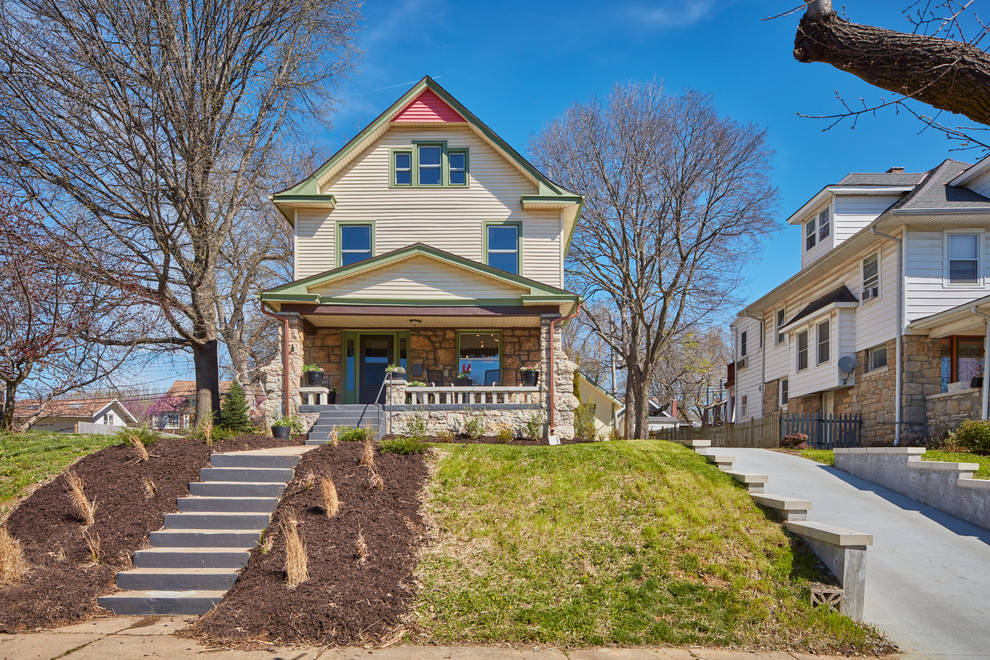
[145,396,189,429]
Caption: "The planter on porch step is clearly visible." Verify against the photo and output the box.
[272,425,292,439]
[520,370,539,387]
[454,378,473,387]
[305,371,324,387]
[328,390,337,404]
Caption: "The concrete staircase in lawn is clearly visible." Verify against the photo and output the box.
[306,404,384,445]
[99,445,311,616]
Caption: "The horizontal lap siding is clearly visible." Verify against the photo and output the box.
[833,195,901,245]
[292,126,564,288]
[733,316,763,421]
[855,244,897,351]
[294,210,335,278]
[905,227,990,321]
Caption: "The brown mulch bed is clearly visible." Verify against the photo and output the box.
[193,442,427,647]
[0,434,302,632]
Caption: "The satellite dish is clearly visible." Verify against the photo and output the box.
[838,356,856,374]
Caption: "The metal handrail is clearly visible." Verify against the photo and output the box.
[373,371,395,438]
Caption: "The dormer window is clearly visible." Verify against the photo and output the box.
[805,217,816,250]
[418,144,442,185]
[818,207,830,241]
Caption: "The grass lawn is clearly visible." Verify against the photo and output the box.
[797,448,989,479]
[0,431,120,516]
[414,440,887,653]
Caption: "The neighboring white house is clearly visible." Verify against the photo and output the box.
[14,397,137,433]
[729,157,990,445]
[576,374,622,438]
[616,398,683,434]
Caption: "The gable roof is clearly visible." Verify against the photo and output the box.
[13,397,137,424]
[165,380,233,400]
[260,243,579,308]
[272,76,581,218]
[889,159,990,211]
[838,171,926,186]
[781,285,858,330]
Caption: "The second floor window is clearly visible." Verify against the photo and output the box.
[817,319,830,364]
[740,331,748,357]
[805,217,816,251]
[393,143,470,187]
[818,207,830,241]
[863,251,880,300]
[486,224,519,274]
[796,330,809,371]
[776,308,786,344]
[418,144,442,185]
[340,224,372,266]
[947,233,979,285]
[448,151,467,185]
[394,151,412,185]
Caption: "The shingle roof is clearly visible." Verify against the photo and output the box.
[838,172,926,186]
[893,159,990,210]
[165,380,233,399]
[783,286,858,329]
[13,397,134,421]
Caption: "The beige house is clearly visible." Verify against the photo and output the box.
[14,397,136,433]
[259,77,584,439]
[730,157,990,445]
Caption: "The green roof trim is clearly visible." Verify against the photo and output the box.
[273,76,581,202]
[260,243,580,305]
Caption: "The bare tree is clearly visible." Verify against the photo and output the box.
[649,327,729,423]
[0,195,135,431]
[530,82,778,439]
[0,0,359,425]
[793,1,990,145]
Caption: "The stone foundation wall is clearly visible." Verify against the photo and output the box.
[788,393,821,415]
[850,339,897,446]
[926,388,981,440]
[302,328,343,391]
[763,379,780,414]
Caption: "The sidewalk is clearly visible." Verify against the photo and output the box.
[0,616,896,660]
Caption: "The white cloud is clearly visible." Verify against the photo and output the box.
[634,0,722,27]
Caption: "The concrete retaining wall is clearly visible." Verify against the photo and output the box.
[834,447,990,530]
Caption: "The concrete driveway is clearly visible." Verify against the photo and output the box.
[727,449,990,660]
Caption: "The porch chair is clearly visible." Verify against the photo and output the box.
[426,369,446,386]
[483,369,502,386]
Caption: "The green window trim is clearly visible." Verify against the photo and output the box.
[388,140,471,188]
[483,221,522,275]
[340,330,410,404]
[336,221,375,269]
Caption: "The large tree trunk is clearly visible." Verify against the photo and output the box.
[192,340,221,428]
[794,8,990,126]
[1,383,16,432]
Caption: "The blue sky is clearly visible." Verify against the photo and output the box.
[144,1,973,387]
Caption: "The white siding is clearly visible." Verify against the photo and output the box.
[904,227,990,321]
[765,306,790,382]
[293,125,564,287]
[854,243,898,351]
[309,255,525,300]
[964,169,990,199]
[732,316,763,422]
[788,310,843,398]
[833,195,902,245]
[801,211,834,269]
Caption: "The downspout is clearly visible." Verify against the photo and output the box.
[260,302,291,419]
[872,226,903,445]
[969,304,990,419]
[741,312,766,417]
[548,305,581,436]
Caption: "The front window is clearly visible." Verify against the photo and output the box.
[805,217,817,251]
[956,337,983,386]
[418,144,442,185]
[340,224,372,266]
[393,151,412,185]
[818,207,830,241]
[796,330,809,371]
[776,309,786,344]
[863,252,880,300]
[947,233,979,285]
[448,150,467,185]
[486,224,519,274]
[458,332,500,385]
[817,319,830,364]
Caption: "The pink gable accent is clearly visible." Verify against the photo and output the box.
[392,89,465,123]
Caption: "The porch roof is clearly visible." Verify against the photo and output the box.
[909,293,990,338]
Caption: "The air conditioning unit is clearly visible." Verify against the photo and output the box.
[737,358,747,370]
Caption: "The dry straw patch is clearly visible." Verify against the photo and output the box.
[302,470,316,491]
[0,527,27,585]
[368,468,384,491]
[128,433,149,462]
[355,529,369,565]
[83,530,101,565]
[283,512,308,586]
[321,476,340,517]
[360,435,375,468]
[65,470,96,526]
[142,477,157,499]
[330,425,339,446]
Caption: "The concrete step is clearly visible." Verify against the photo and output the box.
[210,453,301,469]
[199,467,294,482]
[163,511,271,530]
[98,590,226,616]
[150,529,261,548]
[133,547,252,569]
[189,481,286,497]
[116,567,239,591]
[176,496,279,513]
[311,419,381,428]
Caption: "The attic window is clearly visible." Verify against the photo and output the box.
[805,217,816,251]
[392,142,470,188]
[818,207,830,241]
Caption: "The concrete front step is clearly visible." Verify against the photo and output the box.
[176,496,280,512]
[116,567,239,591]
[150,529,261,548]
[98,590,226,616]
[133,547,252,569]
[163,511,271,530]
[189,481,286,497]
[210,453,301,469]
[199,466,295,482]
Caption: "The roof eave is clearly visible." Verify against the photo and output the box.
[785,185,913,226]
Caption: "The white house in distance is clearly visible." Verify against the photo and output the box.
[729,156,990,445]
[13,397,137,433]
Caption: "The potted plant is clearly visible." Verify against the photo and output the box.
[455,364,473,386]
[272,415,298,439]
[302,363,324,387]
[385,363,406,377]
[520,366,539,387]
[328,387,337,404]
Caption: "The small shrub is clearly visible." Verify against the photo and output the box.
[321,476,340,517]
[435,429,456,443]
[360,435,376,467]
[200,418,214,446]
[142,477,157,499]
[338,426,369,443]
[380,436,427,454]
[402,411,428,437]
[493,426,513,444]
[952,419,990,455]
[463,414,485,440]
[406,380,427,387]
[522,410,545,440]
[65,470,96,527]
[368,468,384,491]
[781,433,809,449]
[83,530,101,564]
[127,432,149,462]
[574,402,596,441]
[283,512,308,586]
[0,527,27,586]
[355,530,369,564]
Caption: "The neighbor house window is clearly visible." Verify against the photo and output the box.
[818,207,830,241]
[780,378,789,406]
[796,330,809,371]
[448,150,467,185]
[740,331,748,358]
[741,394,748,417]
[393,151,412,185]
[776,309,786,344]
[947,233,980,285]
[866,345,887,372]
[863,251,880,301]
[816,319,830,364]
[339,224,372,266]
[458,332,500,385]
[805,217,817,250]
[486,223,519,274]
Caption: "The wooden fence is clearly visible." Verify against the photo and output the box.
[652,412,862,449]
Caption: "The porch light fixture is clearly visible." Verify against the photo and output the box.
[409,319,422,326]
